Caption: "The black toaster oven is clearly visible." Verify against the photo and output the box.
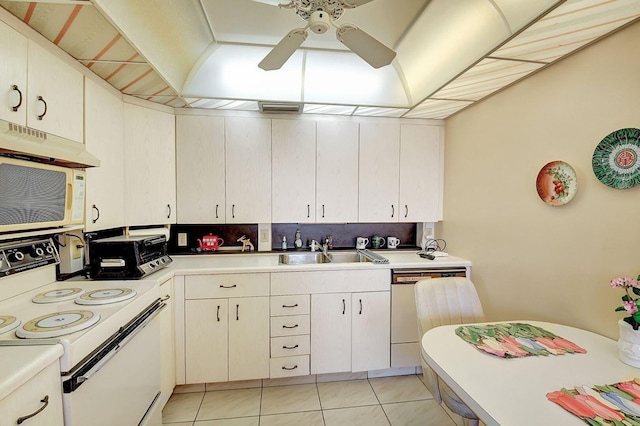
[89,234,172,280]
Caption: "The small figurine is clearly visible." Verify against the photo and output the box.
[237,235,254,252]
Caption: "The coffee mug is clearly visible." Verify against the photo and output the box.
[371,236,386,249]
[387,237,401,249]
[356,237,369,249]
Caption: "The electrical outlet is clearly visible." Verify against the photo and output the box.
[178,233,188,247]
[260,229,269,243]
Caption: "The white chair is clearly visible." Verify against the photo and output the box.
[415,277,485,426]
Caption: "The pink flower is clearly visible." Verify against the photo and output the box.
[623,300,638,314]
[611,277,638,288]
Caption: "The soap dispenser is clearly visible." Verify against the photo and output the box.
[294,229,303,249]
[281,236,287,250]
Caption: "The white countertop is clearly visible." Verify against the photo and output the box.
[164,250,471,275]
[0,344,63,401]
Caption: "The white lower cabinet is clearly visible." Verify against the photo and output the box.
[183,274,270,384]
[159,277,175,408]
[0,361,63,426]
[272,269,390,376]
[311,291,390,374]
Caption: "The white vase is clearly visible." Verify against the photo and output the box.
[618,319,640,368]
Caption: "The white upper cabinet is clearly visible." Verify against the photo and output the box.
[176,115,226,223]
[272,119,316,223]
[358,122,400,222]
[27,42,83,142]
[123,102,176,226]
[316,121,359,223]
[0,20,27,124]
[84,79,125,231]
[225,117,272,224]
[399,124,444,222]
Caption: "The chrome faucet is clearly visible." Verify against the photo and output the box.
[309,239,320,252]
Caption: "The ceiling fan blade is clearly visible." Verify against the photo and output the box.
[259,29,307,71]
[336,24,396,69]
[342,0,376,7]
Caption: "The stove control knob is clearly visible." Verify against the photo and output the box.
[160,258,166,264]
[149,262,156,269]
[31,247,45,257]
[45,245,55,254]
[9,251,24,262]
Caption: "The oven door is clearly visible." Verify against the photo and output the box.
[62,302,164,426]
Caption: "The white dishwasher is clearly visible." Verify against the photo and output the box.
[390,267,469,368]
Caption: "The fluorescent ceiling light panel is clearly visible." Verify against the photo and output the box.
[353,107,409,117]
[404,99,474,119]
[302,104,357,115]
[185,44,303,101]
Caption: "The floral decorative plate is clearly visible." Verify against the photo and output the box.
[536,161,578,206]
[592,128,640,189]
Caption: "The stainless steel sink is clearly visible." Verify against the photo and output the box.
[278,251,371,265]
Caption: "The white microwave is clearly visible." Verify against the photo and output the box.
[0,157,85,232]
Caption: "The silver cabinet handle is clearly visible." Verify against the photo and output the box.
[391,205,394,218]
[232,204,235,218]
[17,395,49,424]
[11,85,22,112]
[322,204,325,218]
[359,299,363,315]
[282,365,298,371]
[404,204,408,218]
[282,324,299,329]
[215,204,219,219]
[167,204,172,219]
[216,305,220,322]
[342,299,345,315]
[283,344,299,349]
[236,304,239,321]
[282,304,298,308]
[220,284,237,289]
[307,204,310,218]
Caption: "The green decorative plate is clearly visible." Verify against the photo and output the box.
[592,128,640,189]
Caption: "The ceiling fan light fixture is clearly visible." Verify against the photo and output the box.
[309,10,331,34]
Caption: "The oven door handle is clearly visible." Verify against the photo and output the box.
[77,303,166,384]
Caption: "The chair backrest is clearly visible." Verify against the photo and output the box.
[415,277,485,404]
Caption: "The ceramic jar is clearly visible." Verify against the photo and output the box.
[618,318,640,368]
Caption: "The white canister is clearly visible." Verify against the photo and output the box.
[618,318,640,368]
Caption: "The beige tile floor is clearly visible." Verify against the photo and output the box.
[162,374,462,426]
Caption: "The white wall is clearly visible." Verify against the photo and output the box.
[440,21,640,339]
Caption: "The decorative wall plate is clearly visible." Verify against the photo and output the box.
[536,161,577,206]
[592,128,640,189]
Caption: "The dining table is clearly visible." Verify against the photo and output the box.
[421,321,640,426]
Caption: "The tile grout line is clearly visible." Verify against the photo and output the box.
[367,377,393,426]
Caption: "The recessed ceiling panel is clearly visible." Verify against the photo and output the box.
[303,104,357,115]
[433,58,545,101]
[493,0,640,63]
[185,44,303,101]
[303,50,408,106]
[404,99,474,119]
[353,107,409,117]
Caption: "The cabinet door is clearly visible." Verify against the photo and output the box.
[358,122,400,222]
[176,115,225,223]
[311,293,351,374]
[399,125,444,222]
[84,79,125,231]
[159,278,175,408]
[352,291,390,372]
[316,121,359,222]
[225,117,271,223]
[0,20,27,125]
[228,296,270,381]
[271,119,316,223]
[27,42,83,142]
[185,299,228,383]
[0,362,63,426]
[123,103,176,226]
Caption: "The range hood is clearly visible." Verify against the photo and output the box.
[0,119,100,168]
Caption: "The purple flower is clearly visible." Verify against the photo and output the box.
[623,300,638,315]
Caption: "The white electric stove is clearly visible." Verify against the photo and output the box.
[0,237,165,425]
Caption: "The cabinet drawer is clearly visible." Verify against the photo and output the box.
[270,315,310,337]
[270,295,310,316]
[271,335,310,357]
[270,355,309,379]
[185,274,269,299]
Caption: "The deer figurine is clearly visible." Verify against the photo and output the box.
[237,235,254,252]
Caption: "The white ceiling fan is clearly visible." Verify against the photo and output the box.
[254,0,396,71]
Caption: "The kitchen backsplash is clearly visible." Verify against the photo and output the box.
[168,223,417,254]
